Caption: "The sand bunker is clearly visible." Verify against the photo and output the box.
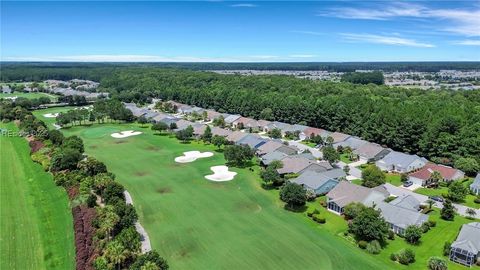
[174,151,213,163]
[111,130,142,138]
[205,165,237,182]
[43,113,59,118]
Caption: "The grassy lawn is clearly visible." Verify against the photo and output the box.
[0,122,75,270]
[48,121,395,270]
[0,92,59,101]
[386,173,402,186]
[340,153,353,164]
[415,185,479,209]
[300,140,317,148]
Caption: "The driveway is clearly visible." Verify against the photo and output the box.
[382,183,480,219]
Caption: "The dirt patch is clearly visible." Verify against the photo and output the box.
[157,187,172,194]
[134,171,149,177]
[235,201,262,213]
[89,145,98,149]
[145,146,160,151]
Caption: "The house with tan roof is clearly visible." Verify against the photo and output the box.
[328,132,351,144]
[257,140,284,156]
[409,163,465,187]
[353,142,391,162]
[211,127,232,137]
[326,181,389,214]
[226,130,248,143]
[277,156,331,175]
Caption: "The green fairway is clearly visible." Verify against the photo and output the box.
[54,122,393,270]
[0,122,75,270]
[0,92,59,101]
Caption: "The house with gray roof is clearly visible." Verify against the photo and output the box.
[333,136,368,150]
[192,123,207,136]
[1,85,12,94]
[224,114,242,125]
[175,119,195,131]
[277,157,330,175]
[376,202,429,235]
[226,130,248,143]
[236,134,267,149]
[353,143,391,162]
[470,173,480,195]
[293,169,345,195]
[265,121,296,135]
[275,145,298,155]
[257,140,284,156]
[211,127,232,137]
[450,222,480,266]
[260,150,289,166]
[375,151,428,173]
[143,110,159,120]
[389,195,422,211]
[326,181,389,214]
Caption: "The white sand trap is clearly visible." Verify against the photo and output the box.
[174,151,213,163]
[205,165,237,182]
[111,130,142,138]
[43,113,59,118]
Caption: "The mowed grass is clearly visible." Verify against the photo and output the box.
[0,122,75,270]
[57,123,393,270]
[0,92,59,101]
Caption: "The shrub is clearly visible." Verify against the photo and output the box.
[312,214,326,224]
[389,253,397,261]
[319,200,327,207]
[427,256,448,270]
[428,220,437,227]
[358,240,368,249]
[307,211,314,217]
[443,241,451,256]
[366,240,381,254]
[474,197,480,204]
[387,230,395,240]
[421,222,430,233]
[86,194,97,208]
[397,248,415,265]
[31,152,50,171]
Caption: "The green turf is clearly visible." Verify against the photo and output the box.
[415,185,479,209]
[0,122,75,270]
[52,122,395,270]
[340,153,353,164]
[0,92,59,101]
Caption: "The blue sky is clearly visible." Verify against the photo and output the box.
[1,1,479,62]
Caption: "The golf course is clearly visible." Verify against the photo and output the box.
[0,122,75,270]
[38,121,385,270]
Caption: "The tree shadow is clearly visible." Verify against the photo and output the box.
[283,204,308,213]
[214,148,224,153]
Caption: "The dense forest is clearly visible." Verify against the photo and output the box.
[1,65,479,166]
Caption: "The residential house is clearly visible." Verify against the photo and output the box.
[205,109,222,121]
[257,140,284,156]
[353,143,390,162]
[277,156,330,175]
[333,136,368,150]
[226,130,248,144]
[329,132,351,144]
[389,195,422,211]
[143,110,159,120]
[1,85,12,94]
[470,173,480,195]
[265,121,295,135]
[376,202,429,235]
[211,127,232,137]
[300,127,328,141]
[326,181,388,214]
[124,103,147,118]
[192,123,207,137]
[175,119,195,131]
[236,134,267,149]
[409,163,465,187]
[256,120,272,132]
[224,114,242,126]
[375,151,428,173]
[232,117,257,130]
[293,169,345,195]
[260,150,289,166]
[275,145,298,155]
[450,222,480,266]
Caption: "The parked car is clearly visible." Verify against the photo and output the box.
[403,181,413,187]
[429,196,444,203]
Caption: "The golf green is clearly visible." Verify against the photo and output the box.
[57,123,392,270]
[0,122,75,270]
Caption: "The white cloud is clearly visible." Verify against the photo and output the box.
[320,3,480,37]
[289,54,316,58]
[290,30,324,36]
[2,54,283,62]
[341,33,435,48]
[454,40,480,46]
[230,3,257,8]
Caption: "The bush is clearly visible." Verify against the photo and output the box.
[427,256,448,270]
[397,248,415,265]
[474,197,480,204]
[312,214,326,224]
[31,152,50,171]
[366,240,381,254]
[428,220,437,227]
[443,241,451,256]
[387,230,395,240]
[389,253,397,261]
[86,194,97,208]
[358,240,368,249]
[421,222,430,233]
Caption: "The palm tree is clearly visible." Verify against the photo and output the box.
[426,199,434,210]
[104,241,128,270]
[427,171,442,187]
[141,261,160,270]
[466,208,476,219]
